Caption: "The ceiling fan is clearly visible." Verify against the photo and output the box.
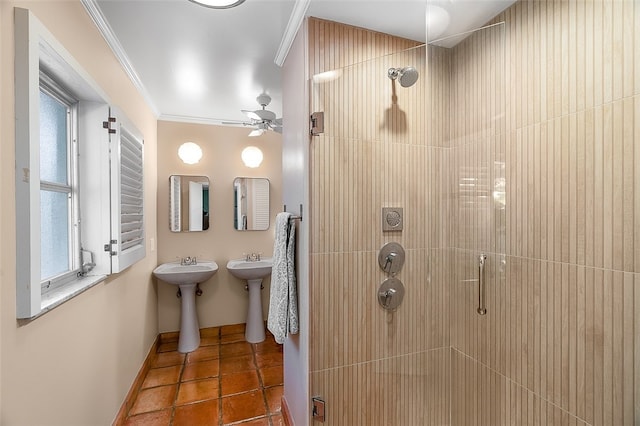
[225,93,283,137]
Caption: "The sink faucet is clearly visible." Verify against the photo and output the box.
[181,256,197,265]
[244,252,261,262]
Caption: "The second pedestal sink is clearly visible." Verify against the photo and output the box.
[153,260,218,353]
[227,257,273,343]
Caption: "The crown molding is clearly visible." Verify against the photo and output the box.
[274,0,311,67]
[81,0,160,117]
[159,114,244,127]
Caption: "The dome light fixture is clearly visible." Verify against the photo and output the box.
[188,0,246,9]
[241,146,263,168]
[178,142,203,164]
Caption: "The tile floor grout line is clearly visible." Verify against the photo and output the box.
[167,350,187,426]
[253,339,274,424]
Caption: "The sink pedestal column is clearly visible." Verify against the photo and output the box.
[178,282,200,353]
[245,278,266,343]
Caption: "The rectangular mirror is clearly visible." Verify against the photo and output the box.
[233,177,270,231]
[169,175,210,232]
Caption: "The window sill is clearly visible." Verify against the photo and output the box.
[24,275,107,322]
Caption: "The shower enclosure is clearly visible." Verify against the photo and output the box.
[309,42,449,424]
[303,1,640,422]
[306,19,506,424]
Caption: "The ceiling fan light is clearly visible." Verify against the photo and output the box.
[248,128,264,137]
[188,0,246,9]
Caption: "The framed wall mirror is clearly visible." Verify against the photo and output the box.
[233,177,270,231]
[169,175,210,232]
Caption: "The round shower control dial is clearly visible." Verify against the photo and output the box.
[378,277,405,311]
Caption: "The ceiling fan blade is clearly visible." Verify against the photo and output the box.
[248,128,265,137]
[274,118,283,126]
[241,110,261,121]
[222,121,251,126]
[272,126,283,134]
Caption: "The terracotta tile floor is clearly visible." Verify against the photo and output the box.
[124,324,285,426]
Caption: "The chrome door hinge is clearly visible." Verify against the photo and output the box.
[310,112,324,136]
[312,397,326,422]
[103,116,116,134]
[104,239,117,256]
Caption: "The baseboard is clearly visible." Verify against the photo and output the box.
[112,336,159,426]
[281,396,294,426]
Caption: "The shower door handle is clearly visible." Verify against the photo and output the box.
[477,254,487,315]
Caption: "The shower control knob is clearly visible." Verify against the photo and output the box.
[378,242,405,275]
[377,277,405,311]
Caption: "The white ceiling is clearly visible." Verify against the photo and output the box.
[94,0,515,126]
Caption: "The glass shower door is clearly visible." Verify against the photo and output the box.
[308,43,451,425]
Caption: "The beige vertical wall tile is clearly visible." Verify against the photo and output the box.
[311,349,450,425]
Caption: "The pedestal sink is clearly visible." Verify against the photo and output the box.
[226,258,273,343]
[153,261,218,353]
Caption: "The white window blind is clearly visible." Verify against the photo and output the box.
[109,108,145,273]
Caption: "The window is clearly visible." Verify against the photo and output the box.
[14,8,146,319]
[39,74,80,290]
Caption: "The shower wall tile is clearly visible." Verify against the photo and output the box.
[449,22,506,147]
[427,45,452,148]
[311,348,450,426]
[310,137,447,254]
[505,96,640,273]
[451,253,639,425]
[499,0,639,131]
[310,46,429,145]
[449,135,507,254]
[451,349,591,426]
[310,248,449,372]
[450,0,640,425]
[308,17,420,78]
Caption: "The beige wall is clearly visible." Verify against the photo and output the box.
[449,0,640,424]
[156,120,282,332]
[307,18,451,424]
[0,1,158,425]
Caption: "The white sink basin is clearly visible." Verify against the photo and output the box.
[153,261,219,285]
[226,258,273,280]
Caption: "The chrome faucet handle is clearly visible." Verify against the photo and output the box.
[384,252,397,273]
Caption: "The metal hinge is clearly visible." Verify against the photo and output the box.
[104,239,117,256]
[312,397,326,422]
[310,112,324,136]
[103,116,116,134]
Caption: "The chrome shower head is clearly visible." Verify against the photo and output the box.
[387,66,419,88]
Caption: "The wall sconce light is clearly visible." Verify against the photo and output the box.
[241,146,263,168]
[178,142,203,164]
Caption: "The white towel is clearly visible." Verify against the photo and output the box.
[267,212,299,344]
